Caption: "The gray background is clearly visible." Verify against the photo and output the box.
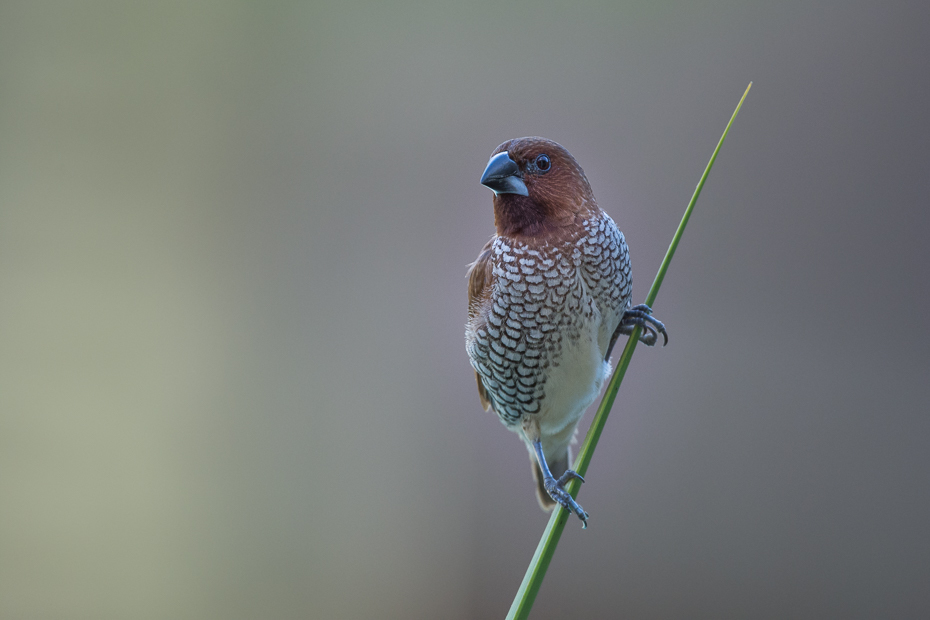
[2,1,928,618]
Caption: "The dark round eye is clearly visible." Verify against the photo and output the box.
[535,154,551,172]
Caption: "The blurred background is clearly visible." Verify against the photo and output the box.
[1,1,928,618]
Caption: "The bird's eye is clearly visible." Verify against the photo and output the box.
[535,154,551,172]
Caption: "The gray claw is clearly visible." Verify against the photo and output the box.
[544,477,589,527]
[622,304,668,347]
[557,469,585,486]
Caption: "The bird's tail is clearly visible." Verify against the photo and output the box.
[531,446,571,512]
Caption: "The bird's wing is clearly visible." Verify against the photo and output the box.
[467,237,495,412]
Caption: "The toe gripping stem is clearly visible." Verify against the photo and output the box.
[606,303,668,359]
[532,440,589,528]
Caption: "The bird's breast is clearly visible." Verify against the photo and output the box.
[466,213,632,429]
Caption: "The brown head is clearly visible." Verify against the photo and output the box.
[480,137,598,238]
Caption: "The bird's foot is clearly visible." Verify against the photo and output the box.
[557,469,585,486]
[620,304,668,346]
[544,470,589,528]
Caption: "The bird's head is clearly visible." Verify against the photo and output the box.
[480,137,597,238]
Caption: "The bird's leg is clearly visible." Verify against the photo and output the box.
[605,304,668,360]
[531,439,589,527]
[523,416,589,527]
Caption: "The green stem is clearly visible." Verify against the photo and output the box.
[506,82,752,620]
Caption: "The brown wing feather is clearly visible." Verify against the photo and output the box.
[467,237,495,412]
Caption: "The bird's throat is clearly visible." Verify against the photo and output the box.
[493,195,553,238]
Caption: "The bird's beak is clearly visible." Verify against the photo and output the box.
[480,152,529,196]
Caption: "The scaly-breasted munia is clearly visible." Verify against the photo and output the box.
[466,137,667,527]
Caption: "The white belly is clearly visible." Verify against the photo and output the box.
[529,318,610,459]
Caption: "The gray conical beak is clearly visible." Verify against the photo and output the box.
[480,152,528,196]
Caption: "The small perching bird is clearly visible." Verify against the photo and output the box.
[466,137,667,527]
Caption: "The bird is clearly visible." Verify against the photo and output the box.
[465,137,667,527]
